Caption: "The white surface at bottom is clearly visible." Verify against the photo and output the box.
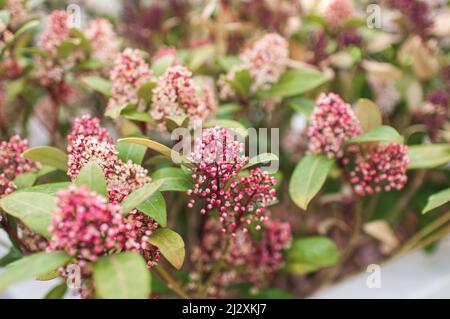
[312,237,450,299]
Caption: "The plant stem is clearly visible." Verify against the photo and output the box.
[395,211,450,257]
[153,264,190,299]
[197,238,231,298]
[388,170,426,224]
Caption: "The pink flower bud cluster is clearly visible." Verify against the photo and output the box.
[66,115,159,267]
[245,219,292,283]
[307,93,362,159]
[151,65,216,127]
[190,218,291,296]
[325,0,354,28]
[343,143,409,196]
[49,186,140,261]
[85,18,120,68]
[419,89,449,140]
[0,135,39,196]
[219,33,288,100]
[107,48,153,112]
[187,127,278,233]
[5,0,27,28]
[36,10,82,86]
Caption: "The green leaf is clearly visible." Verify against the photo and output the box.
[44,282,67,299]
[188,44,215,71]
[226,68,251,98]
[148,228,185,270]
[137,81,157,103]
[13,172,38,189]
[75,162,108,197]
[264,69,327,98]
[152,55,175,77]
[117,137,190,166]
[354,98,382,132]
[0,251,71,293]
[217,103,241,118]
[137,191,167,227]
[117,141,147,165]
[151,167,192,192]
[423,188,450,214]
[0,192,56,237]
[1,20,39,54]
[120,180,164,213]
[0,247,23,267]
[22,146,68,171]
[204,119,248,137]
[243,153,279,170]
[289,97,316,118]
[117,137,172,159]
[286,236,340,275]
[0,10,11,26]
[407,144,450,170]
[81,76,111,96]
[120,106,154,123]
[93,252,150,299]
[57,39,79,59]
[289,154,334,210]
[348,125,403,144]
[164,115,189,132]
[16,182,70,196]
[217,55,242,71]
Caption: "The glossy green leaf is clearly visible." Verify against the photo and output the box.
[289,97,316,118]
[22,146,68,171]
[286,237,340,275]
[137,191,167,227]
[117,140,147,165]
[264,69,327,98]
[152,55,175,77]
[93,252,150,299]
[75,162,108,197]
[16,182,70,196]
[81,76,111,96]
[289,154,334,210]
[120,106,154,123]
[243,153,279,170]
[137,81,157,103]
[0,192,56,237]
[407,144,450,170]
[423,188,450,214]
[120,180,163,213]
[44,282,67,299]
[226,68,251,98]
[204,119,248,137]
[151,167,192,192]
[354,98,382,132]
[148,228,185,270]
[348,125,403,144]
[0,251,71,293]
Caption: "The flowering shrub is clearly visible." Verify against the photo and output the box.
[0,0,449,301]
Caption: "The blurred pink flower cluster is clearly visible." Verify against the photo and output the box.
[187,127,278,234]
[307,93,362,159]
[0,135,39,196]
[219,33,288,99]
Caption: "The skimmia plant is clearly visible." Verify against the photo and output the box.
[0,0,449,299]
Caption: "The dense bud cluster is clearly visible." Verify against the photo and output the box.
[49,186,139,261]
[343,142,409,196]
[108,48,153,112]
[187,127,278,233]
[307,93,362,159]
[151,65,216,128]
[0,135,39,196]
[219,33,288,99]
[85,18,120,69]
